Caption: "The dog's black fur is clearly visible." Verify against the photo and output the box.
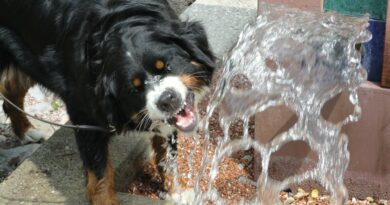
[0,0,214,203]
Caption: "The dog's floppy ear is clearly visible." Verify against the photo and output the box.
[175,21,216,69]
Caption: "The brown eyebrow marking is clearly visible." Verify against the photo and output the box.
[155,60,165,70]
[132,78,142,87]
[179,74,203,91]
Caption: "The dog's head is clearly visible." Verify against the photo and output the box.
[88,13,215,133]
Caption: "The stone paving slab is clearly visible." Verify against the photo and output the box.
[0,127,164,205]
[180,0,258,59]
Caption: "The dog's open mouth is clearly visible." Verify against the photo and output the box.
[168,92,198,132]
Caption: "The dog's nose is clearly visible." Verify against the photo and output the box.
[157,89,181,113]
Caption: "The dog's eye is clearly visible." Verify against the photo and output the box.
[132,78,143,88]
[155,60,165,70]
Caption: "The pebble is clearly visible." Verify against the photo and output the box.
[379,199,388,205]
[284,197,294,204]
[238,176,248,184]
[294,188,309,200]
[241,155,253,161]
[320,195,330,201]
[366,197,374,202]
[237,163,245,170]
[307,199,316,205]
[310,189,319,198]
[294,192,307,200]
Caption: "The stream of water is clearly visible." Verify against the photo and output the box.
[171,3,371,205]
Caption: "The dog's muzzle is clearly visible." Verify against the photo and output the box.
[158,90,198,132]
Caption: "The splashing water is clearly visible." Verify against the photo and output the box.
[169,3,371,205]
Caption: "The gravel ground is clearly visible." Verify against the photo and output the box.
[280,189,388,205]
[128,98,257,203]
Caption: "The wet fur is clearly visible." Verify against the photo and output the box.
[0,0,215,204]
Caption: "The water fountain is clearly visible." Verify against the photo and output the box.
[167,2,371,205]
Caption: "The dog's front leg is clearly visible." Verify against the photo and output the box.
[74,128,117,205]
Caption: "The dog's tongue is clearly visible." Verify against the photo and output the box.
[174,105,197,132]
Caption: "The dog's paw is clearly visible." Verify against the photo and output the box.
[21,128,48,144]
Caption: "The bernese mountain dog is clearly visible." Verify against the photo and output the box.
[0,0,215,204]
